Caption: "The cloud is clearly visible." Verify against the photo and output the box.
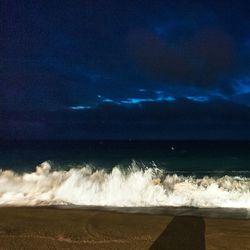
[128,28,241,92]
[2,99,250,139]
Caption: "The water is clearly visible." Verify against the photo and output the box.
[1,140,250,174]
[1,140,250,216]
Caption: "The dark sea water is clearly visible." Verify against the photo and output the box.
[1,140,250,216]
[1,140,250,175]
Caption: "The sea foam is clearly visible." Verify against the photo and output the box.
[0,161,250,208]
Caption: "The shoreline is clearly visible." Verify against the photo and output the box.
[1,205,249,219]
[0,207,249,249]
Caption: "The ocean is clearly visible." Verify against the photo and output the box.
[1,140,250,217]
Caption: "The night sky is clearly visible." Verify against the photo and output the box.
[1,0,250,140]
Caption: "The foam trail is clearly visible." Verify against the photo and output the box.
[1,161,250,208]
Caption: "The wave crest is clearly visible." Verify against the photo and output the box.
[0,161,250,208]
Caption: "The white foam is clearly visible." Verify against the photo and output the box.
[0,161,250,208]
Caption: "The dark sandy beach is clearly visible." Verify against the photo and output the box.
[0,207,249,250]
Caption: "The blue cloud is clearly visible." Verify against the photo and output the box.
[186,96,209,102]
[69,105,92,110]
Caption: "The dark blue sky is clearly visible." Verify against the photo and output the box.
[1,0,250,139]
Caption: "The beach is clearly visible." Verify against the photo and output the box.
[0,207,249,250]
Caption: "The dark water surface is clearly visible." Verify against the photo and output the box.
[1,140,250,177]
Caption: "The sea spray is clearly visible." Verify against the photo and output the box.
[0,161,250,207]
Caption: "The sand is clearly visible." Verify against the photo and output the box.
[0,207,249,250]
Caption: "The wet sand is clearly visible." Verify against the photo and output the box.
[0,207,249,250]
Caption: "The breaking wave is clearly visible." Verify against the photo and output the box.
[1,161,250,208]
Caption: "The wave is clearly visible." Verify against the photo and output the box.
[0,161,250,208]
